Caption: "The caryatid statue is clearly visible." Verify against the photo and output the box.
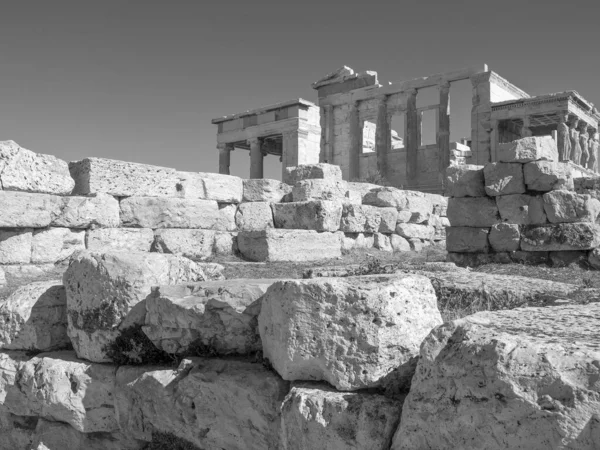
[589,132,599,172]
[579,121,590,168]
[557,113,571,161]
[569,118,582,165]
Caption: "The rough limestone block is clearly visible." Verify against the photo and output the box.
[549,250,587,267]
[379,207,399,233]
[489,223,520,252]
[445,164,486,197]
[446,227,490,253]
[347,182,380,201]
[393,303,600,450]
[483,162,526,196]
[447,197,500,227]
[363,188,433,223]
[523,160,574,192]
[69,157,180,197]
[542,191,600,223]
[272,201,342,232]
[243,178,292,203]
[390,234,411,252]
[86,228,154,252]
[497,135,558,163]
[235,202,274,231]
[31,228,86,264]
[119,197,220,229]
[397,210,412,223]
[496,194,547,225]
[280,383,402,450]
[521,222,600,251]
[0,191,62,228]
[0,351,119,433]
[238,229,341,262]
[180,172,243,203]
[153,229,215,259]
[52,193,120,228]
[291,179,352,202]
[64,251,209,362]
[337,231,356,252]
[214,231,238,255]
[259,275,442,390]
[0,140,74,195]
[0,229,32,264]
[116,359,287,450]
[284,163,342,185]
[143,279,278,355]
[0,281,68,351]
[374,233,393,252]
[354,233,375,249]
[395,223,435,240]
[339,204,382,233]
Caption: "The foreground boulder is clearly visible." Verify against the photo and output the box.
[258,275,442,390]
[394,303,600,450]
[497,135,557,163]
[63,251,211,362]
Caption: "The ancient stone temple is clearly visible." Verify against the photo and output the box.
[214,65,599,193]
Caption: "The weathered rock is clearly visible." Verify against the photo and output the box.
[543,191,600,223]
[394,303,600,450]
[235,202,274,231]
[510,251,550,265]
[64,251,208,362]
[180,172,243,203]
[396,210,412,223]
[238,229,341,262]
[390,234,411,252]
[0,264,63,287]
[272,201,342,232]
[447,252,512,267]
[339,204,381,233]
[523,160,574,192]
[445,164,486,197]
[214,231,238,255]
[0,229,32,264]
[216,203,238,231]
[119,197,221,229]
[447,197,500,227]
[489,223,520,252]
[243,178,292,202]
[52,193,120,228]
[0,191,62,228]
[284,163,342,184]
[395,223,435,240]
[31,228,85,264]
[446,227,490,253]
[86,228,154,252]
[116,358,289,450]
[0,140,74,195]
[589,248,600,270]
[497,135,558,163]
[143,279,278,355]
[374,233,393,252]
[483,162,526,196]
[152,229,215,259]
[0,281,68,351]
[379,207,398,233]
[258,275,442,390]
[521,222,600,251]
[363,188,433,223]
[354,233,375,249]
[346,182,380,201]
[496,194,547,225]
[549,250,587,267]
[280,382,402,450]
[292,179,352,202]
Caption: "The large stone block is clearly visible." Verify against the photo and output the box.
[242,178,291,202]
[521,222,600,251]
[523,160,574,192]
[0,281,68,351]
[497,135,558,163]
[292,179,352,202]
[447,197,500,227]
[179,172,243,203]
[445,164,486,197]
[496,194,547,225]
[363,188,433,223]
[86,228,154,252]
[542,191,600,223]
[346,181,380,201]
[390,234,411,252]
[483,162,525,196]
[119,197,221,229]
[374,233,393,252]
[489,223,521,252]
[238,229,341,262]
[116,358,288,450]
[152,229,215,259]
[0,140,74,195]
[393,303,600,450]
[395,223,435,240]
[0,229,32,264]
[446,227,490,253]
[284,163,342,184]
[235,202,274,231]
[280,382,402,450]
[339,204,381,233]
[143,279,278,355]
[379,207,399,233]
[63,251,208,362]
[31,228,86,264]
[52,193,120,228]
[0,191,62,228]
[214,231,238,255]
[272,200,342,232]
[258,275,442,390]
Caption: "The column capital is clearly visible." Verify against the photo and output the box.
[247,137,261,147]
[439,81,451,90]
[406,88,418,96]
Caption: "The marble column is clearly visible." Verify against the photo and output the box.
[375,95,389,176]
[248,137,263,179]
[438,82,451,173]
[217,143,233,175]
[521,116,532,137]
[405,89,419,185]
[348,101,361,180]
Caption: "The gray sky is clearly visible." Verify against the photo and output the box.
[1,0,598,180]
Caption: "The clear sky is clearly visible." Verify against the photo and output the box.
[1,0,599,180]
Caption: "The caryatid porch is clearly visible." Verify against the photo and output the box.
[212,99,321,179]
